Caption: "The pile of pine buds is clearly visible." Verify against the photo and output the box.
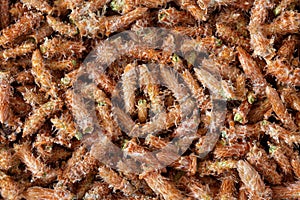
[0,0,299,199]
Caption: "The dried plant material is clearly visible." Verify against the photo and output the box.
[233,100,252,124]
[216,173,237,200]
[137,99,148,123]
[182,69,208,109]
[215,59,242,82]
[273,0,299,15]
[65,89,94,135]
[15,70,34,85]
[105,7,148,36]
[234,76,248,99]
[266,86,297,130]
[216,8,249,33]
[138,64,163,115]
[40,146,71,164]
[221,123,263,143]
[0,57,32,71]
[263,11,300,36]
[98,166,134,195]
[170,154,197,175]
[32,131,55,161]
[249,0,274,25]
[121,172,155,197]
[267,142,292,175]
[194,66,229,100]
[21,0,52,14]
[198,159,237,176]
[237,46,267,96]
[22,186,75,200]
[246,144,282,185]
[232,73,246,96]
[160,65,189,104]
[0,171,24,200]
[9,2,29,21]
[123,139,161,170]
[81,83,122,140]
[175,0,208,21]
[158,8,195,27]
[83,181,112,200]
[14,143,56,181]
[46,58,78,72]
[46,16,78,37]
[0,0,10,30]
[23,99,63,137]
[40,37,85,58]
[197,0,253,11]
[0,146,16,171]
[216,23,250,50]
[72,174,94,198]
[28,23,53,44]
[131,11,156,31]
[266,58,300,86]
[272,181,300,199]
[0,72,21,128]
[111,0,170,14]
[248,0,276,60]
[63,148,98,183]
[145,134,168,149]
[122,63,137,115]
[85,0,111,12]
[16,85,47,107]
[1,39,36,60]
[291,153,300,179]
[1,0,300,199]
[53,0,84,15]
[238,185,248,200]
[127,47,171,64]
[69,12,105,38]
[172,25,211,38]
[140,104,182,137]
[31,49,58,97]
[10,96,31,117]
[263,121,300,146]
[252,31,276,60]
[248,99,272,123]
[112,106,136,134]
[280,88,300,112]
[237,160,272,200]
[277,35,298,61]
[142,171,185,200]
[0,12,43,47]
[51,112,79,147]
[60,68,80,89]
[69,0,110,19]
[214,142,250,159]
[87,67,116,95]
[180,175,213,200]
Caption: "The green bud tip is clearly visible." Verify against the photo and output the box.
[247,94,255,104]
[71,60,77,66]
[216,39,222,46]
[61,77,70,85]
[98,101,106,106]
[234,113,243,123]
[172,54,180,62]
[269,144,277,153]
[75,132,83,140]
[274,6,281,16]
[138,99,146,105]
[84,126,94,134]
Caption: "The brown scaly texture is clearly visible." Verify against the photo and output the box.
[0,0,299,199]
